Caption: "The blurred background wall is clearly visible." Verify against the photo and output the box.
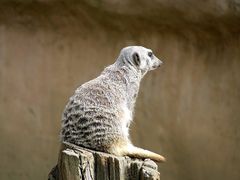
[0,0,240,180]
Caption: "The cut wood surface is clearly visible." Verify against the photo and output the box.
[48,142,160,180]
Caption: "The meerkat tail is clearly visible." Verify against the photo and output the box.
[111,144,166,162]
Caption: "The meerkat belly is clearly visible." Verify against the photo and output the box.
[120,104,132,138]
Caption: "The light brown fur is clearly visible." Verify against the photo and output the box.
[109,137,166,162]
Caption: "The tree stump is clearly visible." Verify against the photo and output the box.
[48,142,160,180]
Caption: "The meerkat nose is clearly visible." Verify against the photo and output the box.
[159,60,163,67]
[158,62,163,67]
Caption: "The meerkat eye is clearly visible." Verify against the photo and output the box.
[148,52,153,58]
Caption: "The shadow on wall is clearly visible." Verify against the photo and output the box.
[0,1,240,180]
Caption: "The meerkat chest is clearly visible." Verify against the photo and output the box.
[120,104,132,137]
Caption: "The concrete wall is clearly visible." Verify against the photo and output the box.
[0,1,240,180]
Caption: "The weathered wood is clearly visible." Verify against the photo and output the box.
[48,142,160,180]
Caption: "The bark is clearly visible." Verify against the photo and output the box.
[48,142,160,180]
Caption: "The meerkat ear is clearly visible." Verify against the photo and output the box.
[132,52,140,66]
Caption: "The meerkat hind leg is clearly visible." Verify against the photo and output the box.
[113,143,166,163]
[125,145,166,162]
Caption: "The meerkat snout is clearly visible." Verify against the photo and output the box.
[155,59,163,68]
[150,55,163,70]
[158,60,163,67]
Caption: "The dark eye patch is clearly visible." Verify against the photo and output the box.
[148,52,153,58]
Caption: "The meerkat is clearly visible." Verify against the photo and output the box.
[61,46,165,162]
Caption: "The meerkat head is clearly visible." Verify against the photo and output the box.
[116,46,163,76]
